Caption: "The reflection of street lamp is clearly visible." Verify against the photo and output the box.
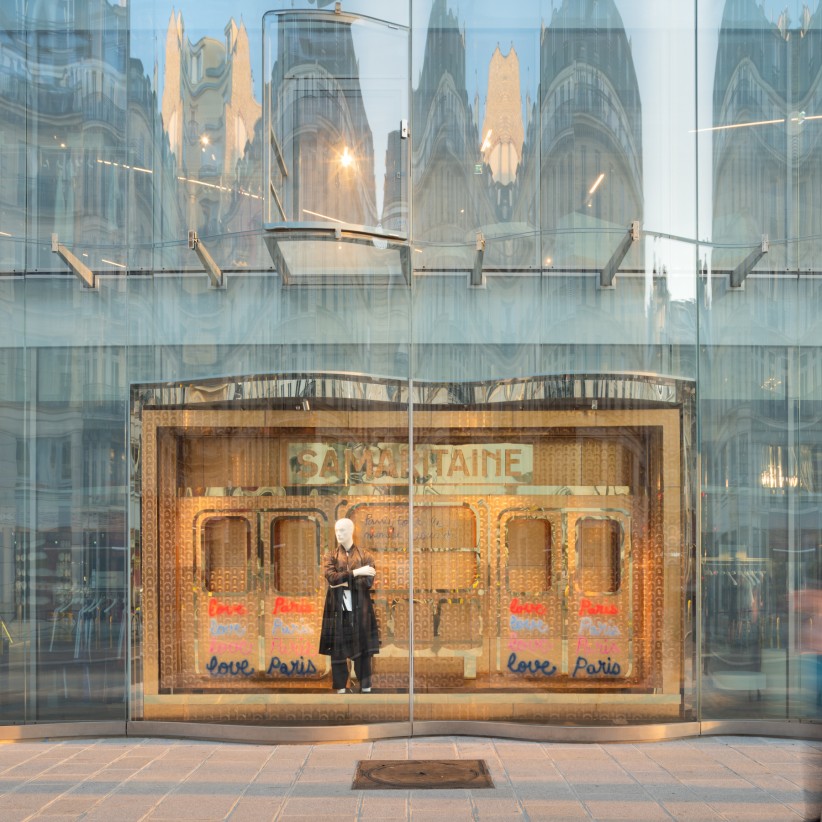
[588,172,605,195]
[586,172,605,207]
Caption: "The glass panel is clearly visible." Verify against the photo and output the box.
[699,342,790,718]
[538,0,647,274]
[264,10,409,235]
[698,277,810,719]
[25,1,129,274]
[133,375,410,723]
[412,391,692,723]
[267,236,408,285]
[155,2,265,272]
[14,276,129,724]
[0,323,25,722]
[698,0,819,276]
[411,1,540,273]
[0,4,27,272]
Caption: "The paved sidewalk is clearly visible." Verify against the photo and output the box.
[0,735,819,821]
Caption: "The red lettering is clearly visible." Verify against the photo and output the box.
[208,598,247,617]
[509,597,546,617]
[578,598,619,617]
[272,597,314,615]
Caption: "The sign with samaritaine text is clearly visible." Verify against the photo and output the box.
[287,443,533,486]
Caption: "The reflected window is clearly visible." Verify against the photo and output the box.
[506,517,551,592]
[577,517,621,593]
[202,517,251,594]
[270,517,319,595]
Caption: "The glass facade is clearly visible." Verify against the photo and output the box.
[0,0,819,733]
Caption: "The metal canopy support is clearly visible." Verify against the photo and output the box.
[263,223,411,286]
[264,233,294,285]
[51,234,96,288]
[470,232,485,287]
[188,230,223,288]
[730,235,769,288]
[600,220,640,288]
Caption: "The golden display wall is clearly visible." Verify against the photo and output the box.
[138,408,684,724]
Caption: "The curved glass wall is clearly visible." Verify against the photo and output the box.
[0,0,818,732]
[697,0,822,721]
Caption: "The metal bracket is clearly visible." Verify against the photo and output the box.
[600,220,640,288]
[188,230,224,288]
[470,232,486,287]
[51,234,96,288]
[730,235,768,288]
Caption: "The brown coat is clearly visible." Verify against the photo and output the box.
[318,544,380,660]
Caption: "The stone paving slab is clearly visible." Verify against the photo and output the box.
[0,735,818,820]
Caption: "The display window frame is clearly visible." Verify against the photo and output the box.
[130,373,695,726]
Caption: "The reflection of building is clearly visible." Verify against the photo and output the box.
[267,12,377,228]
[410,0,644,270]
[533,0,643,267]
[481,45,525,188]
[712,0,822,271]
[410,0,492,266]
[162,12,261,234]
[0,0,132,270]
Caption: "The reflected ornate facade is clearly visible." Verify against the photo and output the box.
[712,0,822,272]
[536,0,643,269]
[266,10,378,229]
[162,12,261,236]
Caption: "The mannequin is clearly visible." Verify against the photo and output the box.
[318,518,380,693]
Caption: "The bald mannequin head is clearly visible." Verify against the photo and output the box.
[335,518,354,550]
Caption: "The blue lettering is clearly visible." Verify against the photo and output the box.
[265,656,318,677]
[270,618,312,636]
[210,618,246,637]
[205,656,255,677]
[509,615,549,634]
[578,617,621,637]
[571,655,622,677]
[506,652,557,677]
